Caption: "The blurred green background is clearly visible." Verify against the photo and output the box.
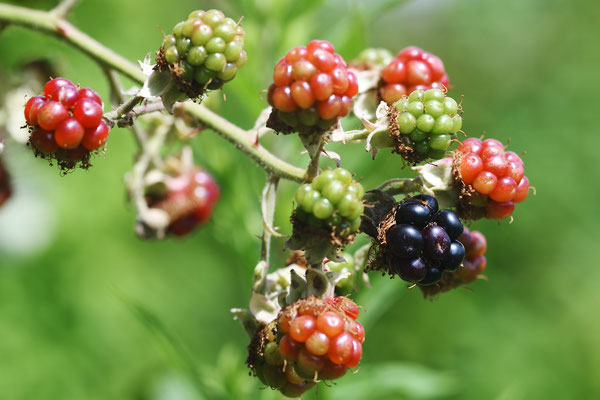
[0,0,598,399]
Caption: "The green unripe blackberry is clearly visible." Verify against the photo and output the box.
[294,168,364,234]
[159,9,246,95]
[393,88,462,161]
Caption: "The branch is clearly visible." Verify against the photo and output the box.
[0,3,308,182]
[176,102,306,182]
[102,68,147,147]
[0,3,145,83]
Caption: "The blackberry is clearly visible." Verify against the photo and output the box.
[392,88,462,162]
[369,195,465,286]
[158,9,246,96]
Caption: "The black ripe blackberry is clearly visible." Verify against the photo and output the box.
[382,195,466,286]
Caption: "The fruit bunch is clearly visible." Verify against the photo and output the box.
[380,194,465,286]
[294,168,364,235]
[146,167,219,236]
[453,137,530,220]
[379,46,449,105]
[277,297,363,391]
[419,227,487,297]
[267,40,358,134]
[391,88,462,162]
[24,77,109,169]
[0,158,11,207]
[159,9,246,94]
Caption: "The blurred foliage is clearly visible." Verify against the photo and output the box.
[0,0,599,399]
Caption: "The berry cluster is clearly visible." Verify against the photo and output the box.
[379,46,449,105]
[24,78,109,169]
[160,9,246,94]
[278,297,363,390]
[454,138,530,220]
[0,158,11,208]
[146,167,219,236]
[294,168,364,234]
[419,227,487,297]
[392,88,462,161]
[385,195,465,286]
[267,41,358,134]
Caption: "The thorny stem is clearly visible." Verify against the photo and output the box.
[104,95,144,126]
[0,2,305,182]
[177,102,305,182]
[102,67,146,148]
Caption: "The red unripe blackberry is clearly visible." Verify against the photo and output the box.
[380,46,449,104]
[24,78,110,169]
[453,137,530,219]
[274,296,365,391]
[267,41,356,133]
[148,167,220,236]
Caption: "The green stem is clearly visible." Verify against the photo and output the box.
[0,3,145,83]
[177,102,305,182]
